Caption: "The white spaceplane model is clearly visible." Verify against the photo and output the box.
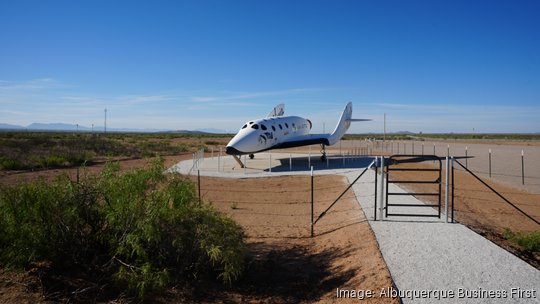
[225,102,370,167]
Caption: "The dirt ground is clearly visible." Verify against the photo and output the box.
[184,174,398,303]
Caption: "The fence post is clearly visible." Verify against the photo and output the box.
[218,147,221,172]
[465,146,468,168]
[269,153,272,172]
[489,149,492,178]
[412,141,415,155]
[379,156,385,221]
[326,153,329,168]
[445,156,449,223]
[309,145,311,169]
[310,166,314,237]
[451,157,455,223]
[447,144,450,157]
[198,169,201,204]
[290,154,292,171]
[521,150,525,185]
[433,143,436,155]
[374,156,378,221]
[422,142,424,156]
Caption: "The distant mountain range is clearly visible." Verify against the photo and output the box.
[0,123,229,134]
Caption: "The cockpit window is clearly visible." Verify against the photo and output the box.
[249,121,254,124]
[272,126,276,131]
[251,124,259,129]
[261,124,267,130]
[242,124,247,129]
[279,124,283,130]
[285,123,289,128]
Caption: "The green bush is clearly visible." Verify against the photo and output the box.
[503,228,540,253]
[0,157,23,170]
[204,140,220,146]
[0,157,246,299]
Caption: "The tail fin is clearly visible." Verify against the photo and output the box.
[327,102,371,145]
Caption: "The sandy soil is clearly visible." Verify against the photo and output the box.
[0,269,44,304]
[183,174,398,303]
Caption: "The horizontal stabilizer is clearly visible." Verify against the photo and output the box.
[347,118,372,122]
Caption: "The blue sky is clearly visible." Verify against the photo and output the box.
[0,0,539,133]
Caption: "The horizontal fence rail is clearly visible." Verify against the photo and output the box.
[385,155,442,218]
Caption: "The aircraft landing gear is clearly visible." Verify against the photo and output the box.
[320,144,327,162]
[249,154,255,159]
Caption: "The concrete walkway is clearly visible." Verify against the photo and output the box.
[168,154,540,303]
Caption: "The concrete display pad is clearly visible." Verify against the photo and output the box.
[167,152,374,177]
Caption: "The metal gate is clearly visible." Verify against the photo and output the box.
[384,155,442,218]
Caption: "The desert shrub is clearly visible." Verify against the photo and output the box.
[198,144,209,152]
[0,157,23,170]
[39,155,68,168]
[137,140,188,157]
[177,143,190,152]
[503,228,540,253]
[204,140,220,146]
[0,157,246,299]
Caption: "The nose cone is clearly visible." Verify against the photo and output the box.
[225,146,242,155]
[225,130,258,155]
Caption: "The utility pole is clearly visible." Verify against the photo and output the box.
[383,113,386,142]
[104,108,107,134]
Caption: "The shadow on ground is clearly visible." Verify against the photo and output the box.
[194,244,356,302]
[266,156,375,172]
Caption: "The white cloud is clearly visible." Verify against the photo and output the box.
[0,78,64,91]
[191,88,325,103]
[0,109,28,116]
[118,95,174,105]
